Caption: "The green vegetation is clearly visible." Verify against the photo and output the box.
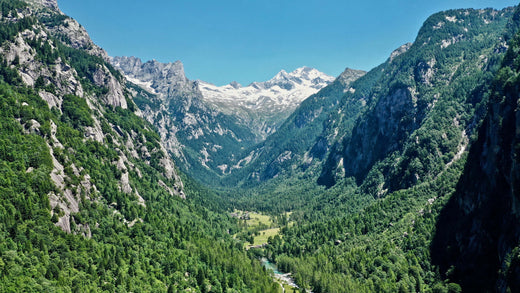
[1,0,519,292]
[432,19,520,291]
[231,210,283,249]
[250,228,280,247]
[0,3,278,291]
[221,6,520,293]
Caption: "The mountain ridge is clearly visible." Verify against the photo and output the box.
[197,66,337,138]
[111,55,365,183]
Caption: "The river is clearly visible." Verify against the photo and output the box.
[261,258,300,291]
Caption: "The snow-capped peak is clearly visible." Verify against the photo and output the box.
[272,69,289,81]
[198,67,334,111]
[197,67,334,136]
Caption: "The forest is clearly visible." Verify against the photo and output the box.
[1,0,520,292]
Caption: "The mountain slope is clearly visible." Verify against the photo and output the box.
[319,7,514,194]
[198,67,335,139]
[0,1,277,291]
[111,56,258,185]
[251,5,520,293]
[221,67,365,185]
[432,15,520,291]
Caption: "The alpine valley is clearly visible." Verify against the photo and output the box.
[0,0,519,293]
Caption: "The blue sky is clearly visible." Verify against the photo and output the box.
[58,0,518,85]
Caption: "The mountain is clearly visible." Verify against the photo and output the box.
[111,56,357,185]
[318,7,514,194]
[0,0,277,291]
[111,56,258,185]
[198,67,335,139]
[3,0,520,292]
[246,6,520,293]
[220,67,365,185]
[432,13,520,291]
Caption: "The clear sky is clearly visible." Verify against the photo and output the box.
[57,0,518,86]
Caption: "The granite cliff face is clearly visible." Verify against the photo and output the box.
[26,0,59,10]
[111,57,192,97]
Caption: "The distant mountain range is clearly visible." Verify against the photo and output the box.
[197,67,335,138]
[110,56,357,182]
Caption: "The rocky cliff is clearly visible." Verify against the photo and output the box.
[111,56,258,184]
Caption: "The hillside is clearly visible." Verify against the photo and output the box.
[221,67,365,186]
[241,5,520,293]
[0,0,277,291]
[319,7,514,192]
[432,12,520,290]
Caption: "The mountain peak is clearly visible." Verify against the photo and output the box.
[229,81,242,89]
[337,67,367,85]
[197,67,337,138]
[292,66,314,74]
[273,69,290,80]
[112,57,186,82]
[111,56,191,98]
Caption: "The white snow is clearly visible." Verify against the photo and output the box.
[197,67,334,115]
[126,76,158,95]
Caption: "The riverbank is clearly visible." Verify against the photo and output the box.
[261,258,301,292]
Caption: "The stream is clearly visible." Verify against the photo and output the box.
[261,258,300,290]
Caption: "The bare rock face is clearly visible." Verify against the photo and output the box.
[336,68,367,87]
[49,17,108,60]
[342,86,418,183]
[111,56,191,98]
[92,65,128,109]
[25,0,59,11]
[389,43,412,62]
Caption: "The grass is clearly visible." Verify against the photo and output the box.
[232,210,274,228]
[248,227,280,247]
[247,212,273,228]
[232,210,292,249]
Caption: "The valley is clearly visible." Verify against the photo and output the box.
[0,0,519,292]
